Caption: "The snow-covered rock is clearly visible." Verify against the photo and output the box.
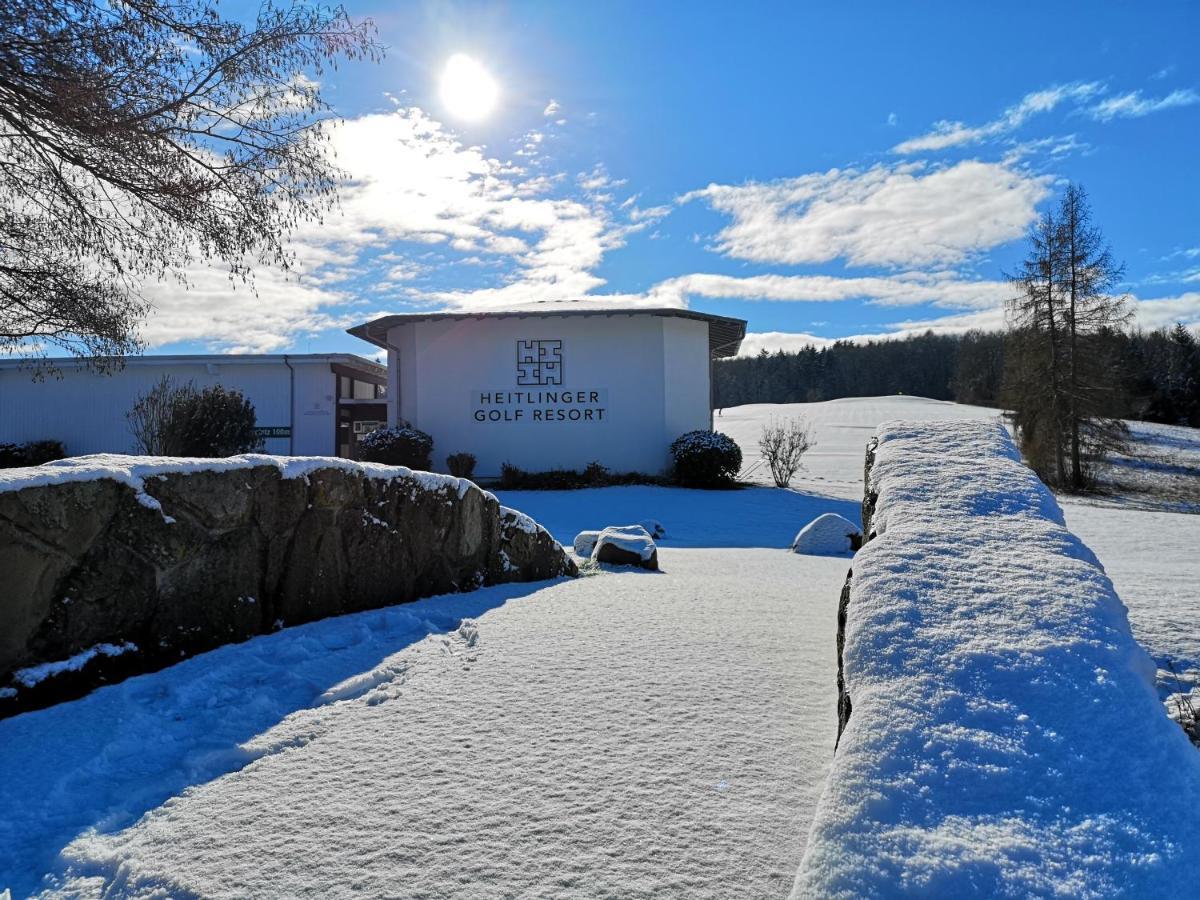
[0,455,575,716]
[789,513,859,556]
[795,420,1200,898]
[575,521,664,557]
[592,525,658,570]
[638,519,666,539]
[573,530,601,556]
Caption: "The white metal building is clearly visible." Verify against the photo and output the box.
[0,354,386,458]
[348,308,746,477]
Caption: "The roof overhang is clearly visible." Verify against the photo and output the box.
[348,308,747,359]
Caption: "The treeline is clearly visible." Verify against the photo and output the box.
[714,324,1200,427]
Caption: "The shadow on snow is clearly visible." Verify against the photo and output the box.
[0,579,561,897]
[495,484,862,549]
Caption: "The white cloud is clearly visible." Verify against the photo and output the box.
[136,105,646,345]
[1087,88,1200,121]
[1131,292,1200,328]
[680,161,1050,268]
[140,264,350,353]
[893,82,1103,154]
[736,290,1200,358]
[886,112,898,127]
[644,272,1012,309]
[738,331,841,355]
[543,99,560,117]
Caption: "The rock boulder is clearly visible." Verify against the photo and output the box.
[0,456,576,715]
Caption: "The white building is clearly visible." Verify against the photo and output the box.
[348,308,746,477]
[0,354,386,458]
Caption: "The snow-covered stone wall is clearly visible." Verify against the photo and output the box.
[0,455,575,716]
[797,420,1200,897]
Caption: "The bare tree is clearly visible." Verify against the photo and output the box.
[1058,184,1131,489]
[0,0,379,367]
[127,375,191,454]
[1003,184,1129,490]
[758,417,814,488]
[1004,206,1067,484]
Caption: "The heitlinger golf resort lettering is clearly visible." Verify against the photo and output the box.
[473,388,607,423]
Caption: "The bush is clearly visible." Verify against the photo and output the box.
[498,461,664,490]
[127,377,261,457]
[167,385,262,457]
[0,439,66,468]
[758,417,814,488]
[670,430,742,487]
[359,424,434,470]
[446,452,476,479]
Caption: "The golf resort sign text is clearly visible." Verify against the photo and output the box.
[472,339,608,424]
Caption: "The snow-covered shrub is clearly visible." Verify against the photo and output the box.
[358,424,433,470]
[669,430,742,487]
[446,452,476,479]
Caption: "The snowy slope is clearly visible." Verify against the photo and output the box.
[717,396,1003,497]
[797,420,1200,898]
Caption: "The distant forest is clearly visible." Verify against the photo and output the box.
[713,325,1200,428]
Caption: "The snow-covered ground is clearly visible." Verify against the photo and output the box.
[1,550,845,899]
[2,395,1196,898]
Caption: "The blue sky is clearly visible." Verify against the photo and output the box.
[150,1,1200,357]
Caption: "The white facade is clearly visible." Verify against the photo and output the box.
[349,309,746,477]
[0,354,386,458]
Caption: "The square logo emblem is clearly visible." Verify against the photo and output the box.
[517,339,563,386]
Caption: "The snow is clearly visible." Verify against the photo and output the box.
[13,642,138,688]
[638,518,666,539]
[592,525,656,562]
[497,504,551,538]
[796,419,1200,898]
[572,530,600,556]
[0,453,469,505]
[2,395,1196,897]
[790,512,860,556]
[0,550,843,899]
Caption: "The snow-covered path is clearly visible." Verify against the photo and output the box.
[3,549,845,899]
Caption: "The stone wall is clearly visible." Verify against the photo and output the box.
[0,457,575,716]
[797,421,1200,897]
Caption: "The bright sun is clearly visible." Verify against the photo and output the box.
[439,54,499,122]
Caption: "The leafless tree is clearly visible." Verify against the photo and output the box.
[1058,184,1131,489]
[0,0,379,367]
[127,375,191,454]
[1003,184,1129,489]
[758,417,814,488]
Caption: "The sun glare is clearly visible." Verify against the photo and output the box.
[439,53,499,122]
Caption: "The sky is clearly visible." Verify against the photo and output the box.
[147,1,1200,358]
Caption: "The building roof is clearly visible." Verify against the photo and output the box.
[0,352,386,376]
[347,307,748,358]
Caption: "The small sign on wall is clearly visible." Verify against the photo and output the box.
[253,426,292,439]
[353,421,385,435]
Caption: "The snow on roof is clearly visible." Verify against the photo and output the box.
[347,306,747,358]
[0,454,471,515]
[796,419,1200,897]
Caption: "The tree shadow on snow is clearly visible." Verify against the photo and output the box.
[497,484,863,549]
[0,578,562,897]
